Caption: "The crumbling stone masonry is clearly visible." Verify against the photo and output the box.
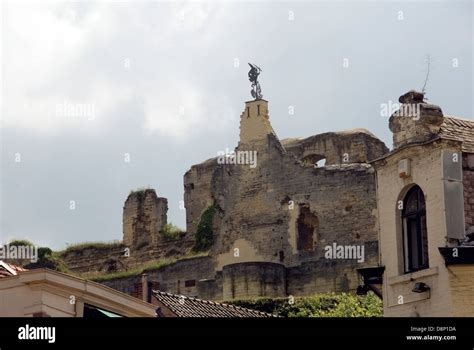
[143,99,386,299]
[122,189,168,249]
[63,98,389,301]
[61,189,194,273]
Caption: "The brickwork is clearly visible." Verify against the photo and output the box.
[449,265,474,316]
[463,153,474,228]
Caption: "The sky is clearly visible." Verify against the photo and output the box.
[0,0,472,250]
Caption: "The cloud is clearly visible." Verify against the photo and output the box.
[2,1,234,139]
[3,2,126,133]
[143,80,237,139]
[1,1,471,249]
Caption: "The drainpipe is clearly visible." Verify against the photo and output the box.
[141,274,148,302]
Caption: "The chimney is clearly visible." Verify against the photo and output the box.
[389,90,444,149]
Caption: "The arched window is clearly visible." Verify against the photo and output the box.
[402,185,429,273]
[300,154,326,167]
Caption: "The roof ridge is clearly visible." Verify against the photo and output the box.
[444,115,474,123]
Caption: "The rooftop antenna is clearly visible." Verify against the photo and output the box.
[421,54,431,96]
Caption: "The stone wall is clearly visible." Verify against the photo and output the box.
[181,99,386,298]
[100,256,218,299]
[197,272,223,301]
[64,98,389,301]
[57,92,474,311]
[59,244,126,274]
[183,159,216,236]
[60,238,195,274]
[61,188,195,274]
[287,241,379,296]
[222,262,286,300]
[212,159,381,269]
[99,254,380,302]
[100,275,142,297]
[282,130,388,165]
[123,189,168,248]
[463,153,474,229]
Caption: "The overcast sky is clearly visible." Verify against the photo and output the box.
[1,0,472,250]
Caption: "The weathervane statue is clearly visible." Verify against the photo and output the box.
[248,63,263,100]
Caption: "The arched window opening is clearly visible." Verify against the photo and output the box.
[297,205,318,251]
[315,158,326,167]
[301,154,326,167]
[402,185,429,273]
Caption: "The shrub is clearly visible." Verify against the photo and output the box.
[193,204,216,251]
[18,244,70,273]
[8,239,34,247]
[226,292,382,317]
[160,223,183,241]
[129,187,148,195]
[128,187,153,201]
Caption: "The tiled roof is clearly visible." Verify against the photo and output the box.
[0,261,26,278]
[152,290,277,318]
[439,116,474,153]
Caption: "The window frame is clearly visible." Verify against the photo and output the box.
[401,185,429,273]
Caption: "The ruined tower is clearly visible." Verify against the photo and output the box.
[122,189,168,249]
[182,97,388,299]
[239,99,276,145]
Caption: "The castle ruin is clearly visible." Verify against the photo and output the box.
[61,97,389,301]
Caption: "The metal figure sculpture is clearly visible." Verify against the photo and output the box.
[248,63,263,100]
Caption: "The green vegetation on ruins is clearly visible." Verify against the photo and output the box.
[7,239,70,273]
[225,292,382,317]
[85,260,173,282]
[5,238,210,283]
[85,252,209,282]
[194,204,216,251]
[59,241,123,254]
[160,222,184,241]
[129,187,149,195]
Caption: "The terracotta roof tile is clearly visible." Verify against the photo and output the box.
[0,261,27,278]
[439,116,474,153]
[152,290,277,318]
